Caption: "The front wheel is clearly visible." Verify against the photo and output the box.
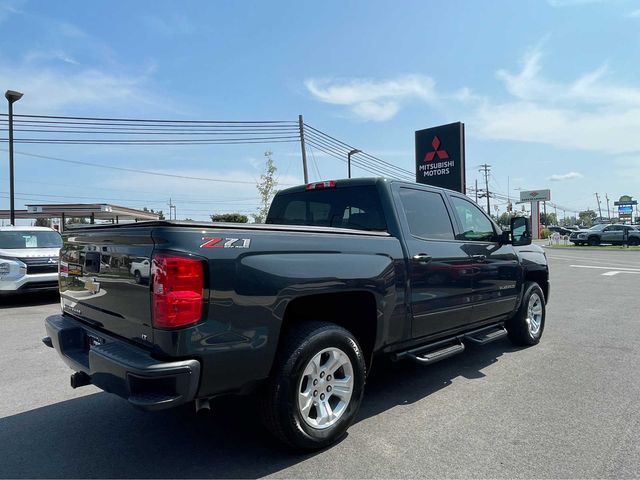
[260,321,366,450]
[587,236,600,246]
[506,282,546,346]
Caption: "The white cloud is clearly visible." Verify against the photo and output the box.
[142,14,195,35]
[0,59,179,115]
[0,0,24,23]
[304,75,438,121]
[547,172,584,181]
[472,45,640,154]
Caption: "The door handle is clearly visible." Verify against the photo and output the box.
[413,253,432,264]
[471,254,487,262]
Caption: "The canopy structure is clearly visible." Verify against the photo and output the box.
[0,203,160,231]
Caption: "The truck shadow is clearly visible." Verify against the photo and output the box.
[0,291,59,308]
[0,340,517,479]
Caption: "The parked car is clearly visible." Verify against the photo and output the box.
[129,257,150,283]
[569,224,640,246]
[0,226,62,295]
[44,178,549,450]
[548,226,573,236]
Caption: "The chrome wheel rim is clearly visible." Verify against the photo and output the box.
[297,347,354,430]
[526,292,543,336]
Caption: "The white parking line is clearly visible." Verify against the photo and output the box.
[547,254,640,268]
[601,271,640,276]
[570,264,640,272]
[570,264,640,276]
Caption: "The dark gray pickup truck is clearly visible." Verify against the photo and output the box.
[44,178,549,450]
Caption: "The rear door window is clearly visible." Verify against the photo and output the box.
[398,188,454,240]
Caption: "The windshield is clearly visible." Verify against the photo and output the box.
[0,231,63,249]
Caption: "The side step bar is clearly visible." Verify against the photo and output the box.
[407,341,465,366]
[466,327,508,345]
[393,324,508,366]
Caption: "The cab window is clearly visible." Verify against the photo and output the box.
[450,196,496,242]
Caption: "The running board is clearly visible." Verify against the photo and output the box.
[391,323,507,366]
[465,327,508,345]
[405,341,465,366]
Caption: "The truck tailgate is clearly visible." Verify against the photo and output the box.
[59,228,155,345]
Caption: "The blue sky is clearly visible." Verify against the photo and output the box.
[1,0,640,221]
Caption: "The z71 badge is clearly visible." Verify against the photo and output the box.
[200,237,251,249]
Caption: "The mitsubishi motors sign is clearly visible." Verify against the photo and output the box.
[519,189,551,202]
[415,122,465,193]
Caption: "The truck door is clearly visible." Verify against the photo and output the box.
[395,186,474,339]
[448,195,520,323]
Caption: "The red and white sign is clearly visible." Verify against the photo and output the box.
[520,189,551,202]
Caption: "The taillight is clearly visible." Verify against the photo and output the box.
[152,253,204,329]
[305,180,336,190]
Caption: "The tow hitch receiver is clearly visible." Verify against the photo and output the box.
[70,371,91,389]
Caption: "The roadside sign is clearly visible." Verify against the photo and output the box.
[520,189,551,202]
[415,122,465,193]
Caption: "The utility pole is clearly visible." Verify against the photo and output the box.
[605,194,611,220]
[298,115,309,184]
[595,193,603,220]
[167,198,176,220]
[475,179,478,203]
[479,164,491,214]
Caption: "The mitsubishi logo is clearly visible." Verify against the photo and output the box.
[48,258,57,264]
[424,136,449,162]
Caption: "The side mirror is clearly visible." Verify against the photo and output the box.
[510,216,532,246]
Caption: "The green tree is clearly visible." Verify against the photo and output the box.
[540,212,558,226]
[210,213,248,223]
[65,217,88,225]
[496,212,511,228]
[143,207,166,220]
[578,209,597,227]
[34,218,52,227]
[252,151,278,223]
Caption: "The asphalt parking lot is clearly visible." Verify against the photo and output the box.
[1,247,639,479]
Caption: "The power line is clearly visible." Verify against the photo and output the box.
[0,148,297,186]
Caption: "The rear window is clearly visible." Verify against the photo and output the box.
[266,185,387,231]
[0,230,62,249]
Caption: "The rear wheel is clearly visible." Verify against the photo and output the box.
[628,237,639,246]
[134,270,142,284]
[506,282,546,346]
[260,321,366,450]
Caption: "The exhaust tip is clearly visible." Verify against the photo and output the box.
[195,398,211,413]
[42,336,53,348]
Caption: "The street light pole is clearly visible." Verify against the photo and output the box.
[5,90,23,226]
[347,149,360,179]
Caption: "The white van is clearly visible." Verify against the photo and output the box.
[0,226,62,295]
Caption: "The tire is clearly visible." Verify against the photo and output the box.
[260,321,366,451]
[587,236,600,246]
[506,282,546,346]
[134,270,142,284]
[628,237,639,246]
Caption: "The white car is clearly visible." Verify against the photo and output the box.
[130,257,150,284]
[0,226,62,295]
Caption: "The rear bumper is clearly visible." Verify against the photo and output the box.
[44,314,200,411]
